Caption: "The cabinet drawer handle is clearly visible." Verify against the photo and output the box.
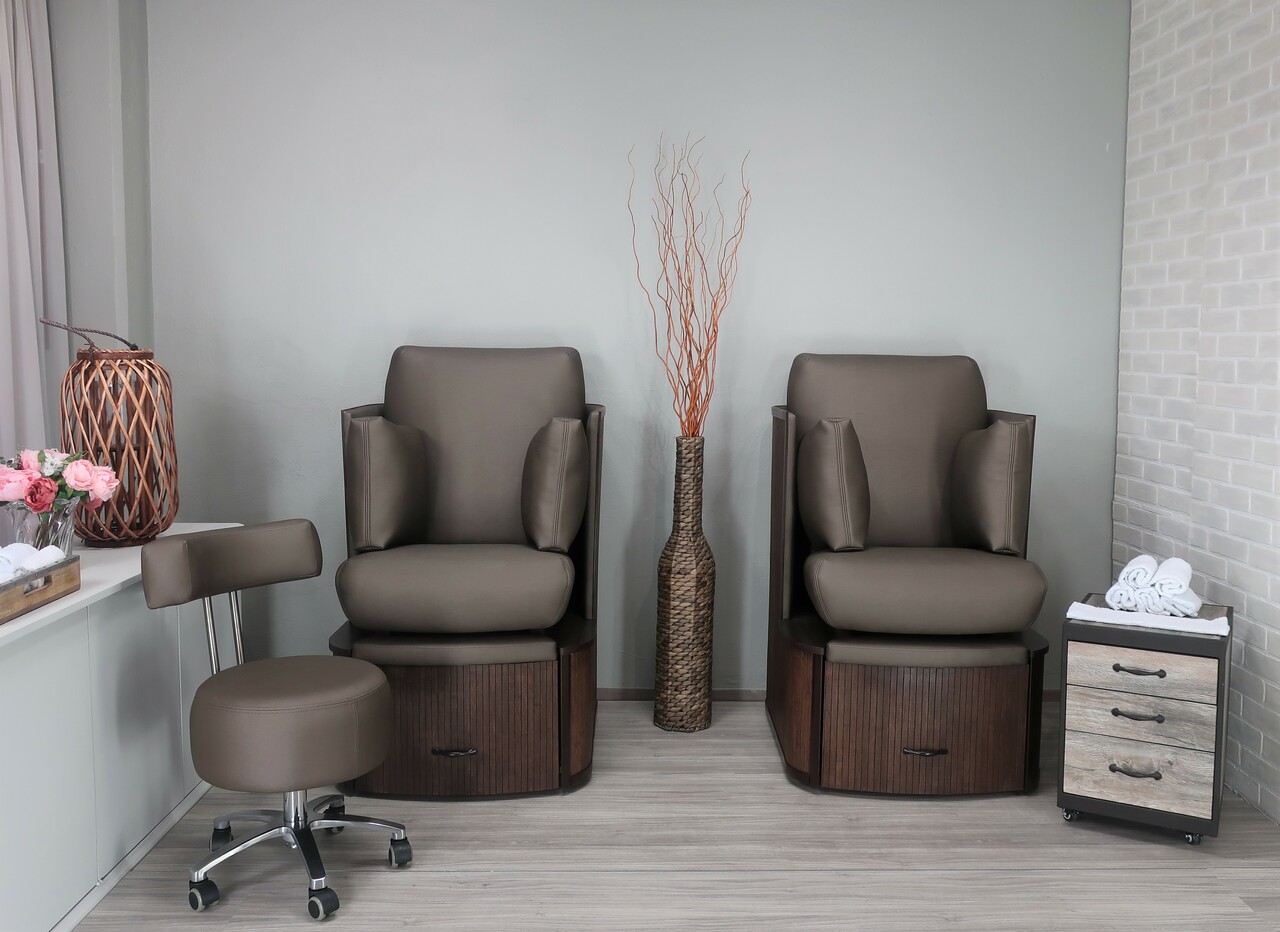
[1109,762,1162,780]
[1112,662,1166,678]
[1112,707,1166,724]
[431,747,478,758]
[902,746,948,758]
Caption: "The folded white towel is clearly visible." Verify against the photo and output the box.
[1117,555,1159,588]
[1152,558,1193,595]
[1105,582,1138,610]
[18,545,65,572]
[1067,600,1229,637]
[1135,587,1165,614]
[1,542,39,565]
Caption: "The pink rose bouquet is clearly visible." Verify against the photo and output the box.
[1,448,120,514]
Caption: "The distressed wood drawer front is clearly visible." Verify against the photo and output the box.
[1065,685,1216,752]
[1062,730,1214,819]
[1066,641,1217,704]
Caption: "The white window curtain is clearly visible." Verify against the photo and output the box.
[1,0,68,454]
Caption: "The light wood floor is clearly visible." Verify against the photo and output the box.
[78,701,1280,930]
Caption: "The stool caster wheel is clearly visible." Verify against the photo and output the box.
[307,886,339,920]
[1185,833,1202,846]
[1062,809,1080,822]
[210,826,233,852]
[388,837,413,867]
[188,879,219,912]
[323,803,345,835]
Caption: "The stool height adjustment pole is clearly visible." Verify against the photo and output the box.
[201,597,221,676]
[284,790,309,829]
[227,591,245,666]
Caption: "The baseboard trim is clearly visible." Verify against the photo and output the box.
[54,780,211,932]
[600,688,766,701]
[599,687,1059,703]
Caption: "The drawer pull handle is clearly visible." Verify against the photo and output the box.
[1109,762,1162,780]
[1112,662,1166,678]
[902,746,948,758]
[1111,707,1165,724]
[431,747,477,758]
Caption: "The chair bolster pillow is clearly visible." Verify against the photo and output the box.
[522,416,589,553]
[344,416,430,552]
[796,417,870,552]
[951,416,1033,557]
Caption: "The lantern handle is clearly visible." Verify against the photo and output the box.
[39,319,140,352]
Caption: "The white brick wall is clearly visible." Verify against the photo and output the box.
[1117,0,1280,820]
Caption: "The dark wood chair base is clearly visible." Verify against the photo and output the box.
[331,622,597,798]
[768,619,1047,795]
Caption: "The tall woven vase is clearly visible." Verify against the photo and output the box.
[60,348,179,546]
[654,436,715,732]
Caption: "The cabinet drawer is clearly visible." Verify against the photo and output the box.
[1065,685,1216,752]
[821,661,1030,795]
[1062,730,1214,819]
[1067,641,1217,704]
[355,661,559,797]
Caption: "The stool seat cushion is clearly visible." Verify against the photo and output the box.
[805,547,1047,635]
[190,655,391,794]
[336,544,574,634]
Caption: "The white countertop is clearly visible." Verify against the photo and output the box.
[0,523,237,649]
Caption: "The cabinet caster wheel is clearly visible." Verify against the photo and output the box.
[210,826,233,852]
[188,879,219,912]
[1062,809,1080,822]
[307,886,339,920]
[1185,833,1202,846]
[323,803,345,834]
[388,837,413,867]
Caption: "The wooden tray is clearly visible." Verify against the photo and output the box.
[0,555,82,625]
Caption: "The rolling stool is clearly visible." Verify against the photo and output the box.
[142,520,413,921]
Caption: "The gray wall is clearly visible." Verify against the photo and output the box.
[136,0,1130,687]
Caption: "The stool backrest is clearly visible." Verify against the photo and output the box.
[141,519,323,673]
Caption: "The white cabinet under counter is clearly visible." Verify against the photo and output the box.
[0,524,236,931]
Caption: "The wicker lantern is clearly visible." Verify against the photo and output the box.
[46,322,179,546]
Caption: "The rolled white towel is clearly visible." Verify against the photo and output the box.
[1162,588,1204,618]
[1134,587,1167,615]
[18,545,66,572]
[0,542,39,565]
[1105,583,1139,610]
[1151,558,1193,596]
[1118,555,1159,588]
[0,553,16,584]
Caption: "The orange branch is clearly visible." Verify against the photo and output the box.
[629,139,750,436]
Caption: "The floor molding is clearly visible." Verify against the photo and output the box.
[54,781,211,932]
[600,687,1059,702]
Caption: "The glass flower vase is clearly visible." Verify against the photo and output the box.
[7,503,78,557]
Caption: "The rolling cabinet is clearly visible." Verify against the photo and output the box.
[1058,595,1233,845]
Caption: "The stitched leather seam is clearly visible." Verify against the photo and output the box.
[1003,423,1016,551]
[550,555,574,623]
[808,556,833,621]
[199,684,386,715]
[552,419,570,549]
[834,422,852,549]
[362,423,373,549]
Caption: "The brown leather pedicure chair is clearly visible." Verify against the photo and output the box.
[329,346,603,797]
[766,354,1050,795]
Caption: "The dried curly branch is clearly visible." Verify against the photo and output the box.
[629,137,751,437]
